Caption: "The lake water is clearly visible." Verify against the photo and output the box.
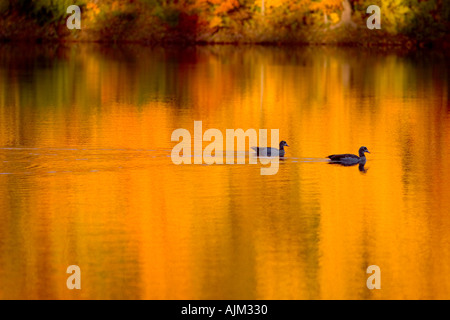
[0,44,449,299]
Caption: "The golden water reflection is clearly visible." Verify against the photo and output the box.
[0,44,449,299]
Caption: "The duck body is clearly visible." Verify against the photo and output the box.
[252,141,289,157]
[327,146,370,164]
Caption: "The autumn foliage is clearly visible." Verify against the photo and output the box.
[0,0,449,46]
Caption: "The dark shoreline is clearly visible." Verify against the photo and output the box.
[1,38,449,54]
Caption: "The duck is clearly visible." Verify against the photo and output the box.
[252,141,289,157]
[327,146,370,164]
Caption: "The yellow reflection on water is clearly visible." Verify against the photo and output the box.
[0,45,449,299]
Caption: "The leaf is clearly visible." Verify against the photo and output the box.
[209,16,222,28]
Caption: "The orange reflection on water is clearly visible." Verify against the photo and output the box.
[0,45,449,299]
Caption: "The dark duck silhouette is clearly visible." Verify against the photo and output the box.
[252,141,289,157]
[327,146,370,165]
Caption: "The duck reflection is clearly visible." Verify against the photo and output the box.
[328,160,368,173]
[359,162,368,173]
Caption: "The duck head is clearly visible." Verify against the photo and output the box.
[359,146,370,157]
[279,141,289,149]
